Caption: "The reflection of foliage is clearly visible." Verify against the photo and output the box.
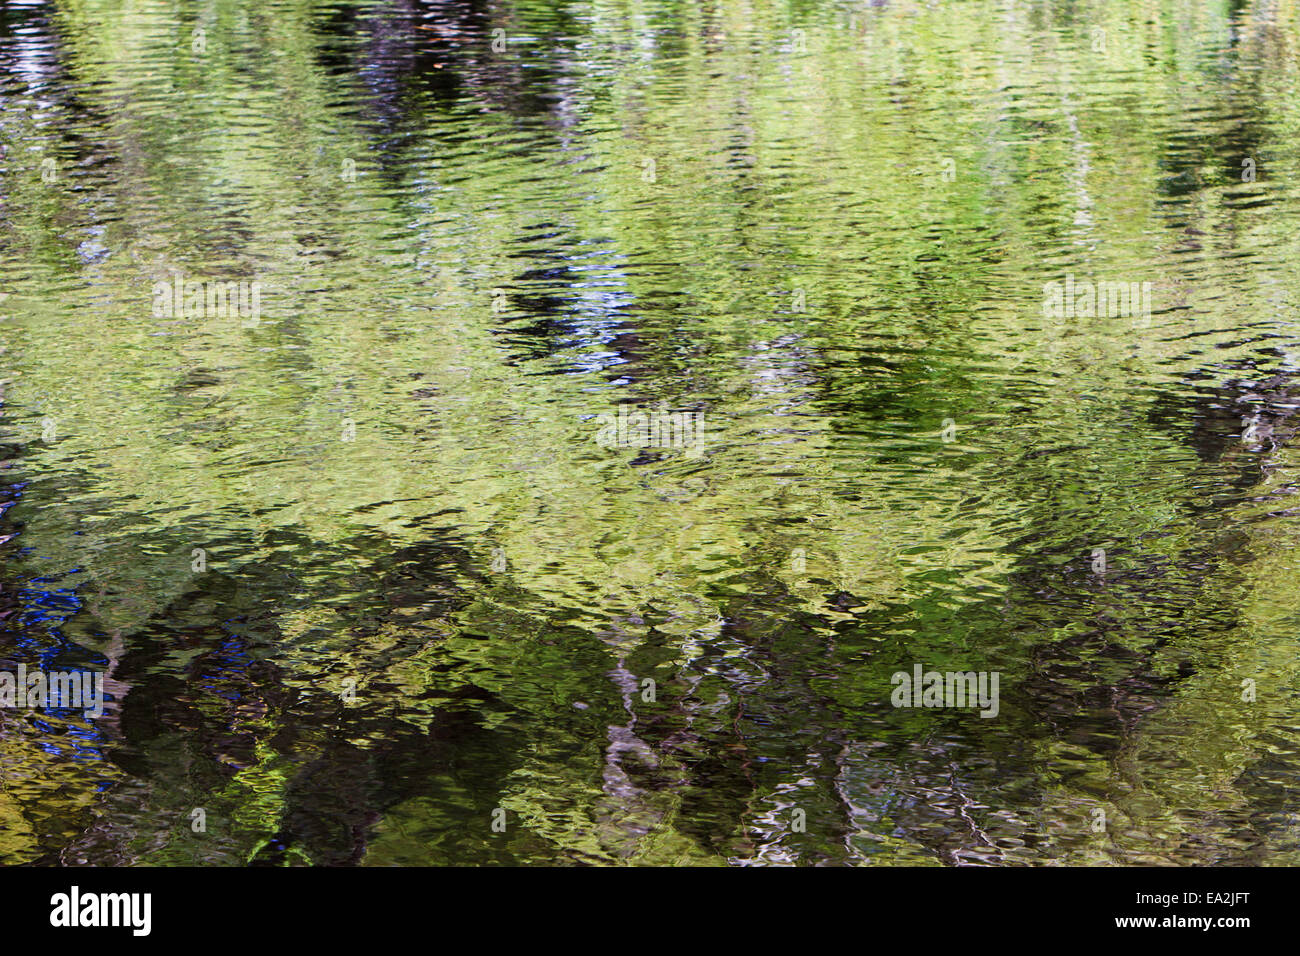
[2,0,1300,864]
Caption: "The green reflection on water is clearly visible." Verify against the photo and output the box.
[1,0,1300,865]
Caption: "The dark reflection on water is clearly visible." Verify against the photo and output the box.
[2,0,1300,864]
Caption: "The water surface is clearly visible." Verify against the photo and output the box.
[2,0,1300,865]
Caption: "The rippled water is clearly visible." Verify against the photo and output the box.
[2,0,1300,865]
